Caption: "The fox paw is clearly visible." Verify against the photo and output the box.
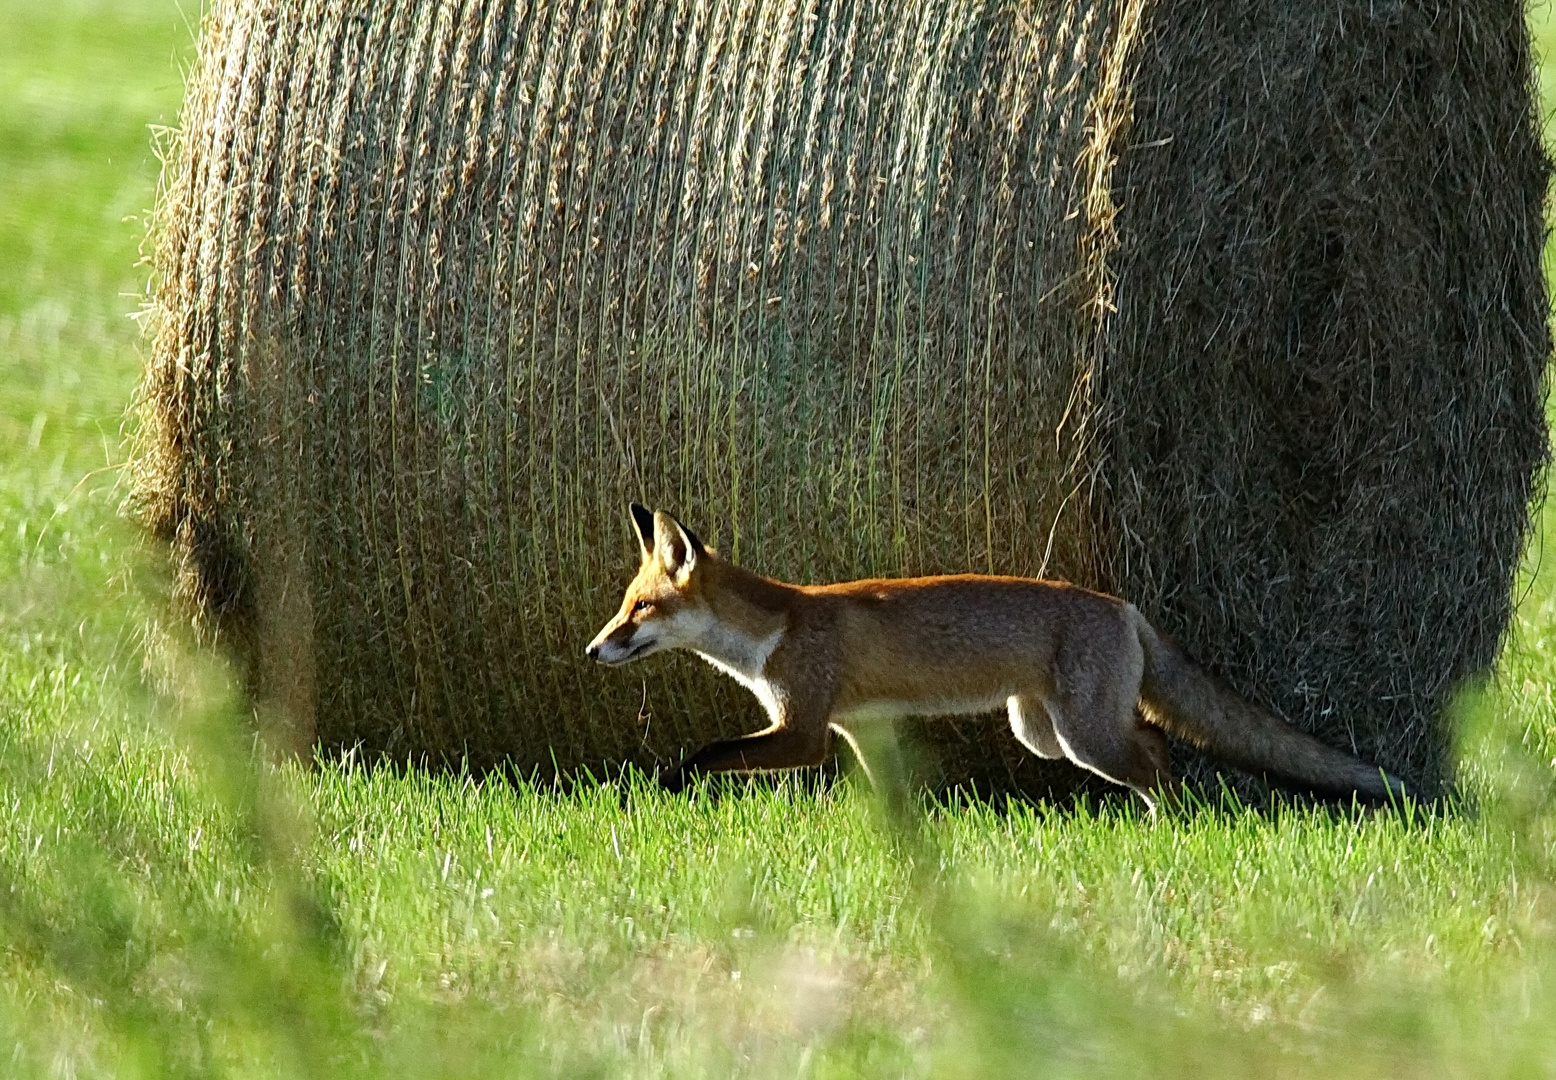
[656,763,690,794]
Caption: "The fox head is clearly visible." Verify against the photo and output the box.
[586,504,713,666]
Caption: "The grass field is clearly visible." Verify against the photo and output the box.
[6,2,1556,1076]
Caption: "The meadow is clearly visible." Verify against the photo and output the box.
[5,1,1556,1076]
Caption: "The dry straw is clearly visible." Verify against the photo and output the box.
[133,0,1549,799]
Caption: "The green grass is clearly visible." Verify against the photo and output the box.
[7,2,1556,1077]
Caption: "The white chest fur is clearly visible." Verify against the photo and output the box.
[694,626,784,723]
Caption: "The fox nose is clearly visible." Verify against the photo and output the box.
[586,643,602,662]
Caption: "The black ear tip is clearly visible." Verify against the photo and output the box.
[629,503,656,546]
[666,511,707,557]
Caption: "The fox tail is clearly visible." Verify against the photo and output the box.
[1130,607,1406,803]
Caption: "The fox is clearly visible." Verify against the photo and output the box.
[586,504,1406,811]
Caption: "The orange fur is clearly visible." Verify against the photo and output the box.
[587,506,1405,810]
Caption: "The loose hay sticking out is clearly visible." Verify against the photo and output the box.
[132,0,1549,799]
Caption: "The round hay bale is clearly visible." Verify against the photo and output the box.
[132,0,1548,800]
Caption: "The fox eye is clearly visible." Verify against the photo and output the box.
[632,600,652,614]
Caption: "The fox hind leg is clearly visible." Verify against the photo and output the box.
[1043,679,1177,813]
[1007,694,1064,759]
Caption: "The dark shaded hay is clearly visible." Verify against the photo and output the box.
[131,0,1548,800]
[1100,0,1551,797]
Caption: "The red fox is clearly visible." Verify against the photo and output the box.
[586,505,1405,810]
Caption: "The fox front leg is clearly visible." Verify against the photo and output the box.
[830,721,914,827]
[658,678,836,793]
[657,724,833,793]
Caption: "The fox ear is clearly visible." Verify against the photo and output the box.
[653,510,704,580]
[629,503,655,556]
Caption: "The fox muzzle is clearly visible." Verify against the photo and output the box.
[586,626,656,666]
